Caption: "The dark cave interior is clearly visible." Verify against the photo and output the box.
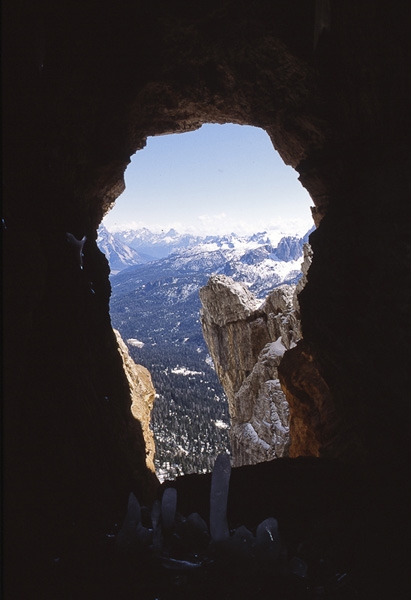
[3,1,410,597]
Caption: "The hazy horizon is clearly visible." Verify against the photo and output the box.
[102,123,314,238]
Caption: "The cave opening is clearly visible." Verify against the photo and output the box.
[4,2,409,596]
[99,123,314,482]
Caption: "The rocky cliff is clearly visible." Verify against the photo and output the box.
[199,246,319,466]
[114,330,157,474]
[4,1,410,596]
[200,275,302,466]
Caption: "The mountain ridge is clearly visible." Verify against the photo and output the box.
[99,224,314,277]
[98,224,313,479]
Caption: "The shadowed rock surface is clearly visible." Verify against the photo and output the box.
[3,1,410,597]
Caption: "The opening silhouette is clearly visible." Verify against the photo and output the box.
[100,123,313,482]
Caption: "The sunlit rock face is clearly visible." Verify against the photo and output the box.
[199,276,267,401]
[200,275,301,466]
[293,243,313,316]
[114,330,157,474]
[3,1,411,595]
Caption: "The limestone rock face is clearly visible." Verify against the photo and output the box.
[231,344,290,466]
[199,275,262,328]
[4,2,411,592]
[278,340,343,458]
[200,275,301,466]
[293,243,313,316]
[275,242,348,459]
[262,285,302,349]
[200,276,269,402]
[114,330,156,473]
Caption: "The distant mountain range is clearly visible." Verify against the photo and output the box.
[111,227,205,260]
[99,223,314,351]
[97,224,314,479]
[98,224,313,277]
[97,227,155,273]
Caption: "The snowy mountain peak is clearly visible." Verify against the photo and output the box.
[97,225,155,273]
[98,224,314,276]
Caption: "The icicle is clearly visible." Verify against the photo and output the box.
[186,512,209,537]
[151,499,162,552]
[135,523,152,547]
[161,557,203,570]
[161,487,177,531]
[209,453,231,542]
[228,525,254,557]
[115,493,141,551]
[66,232,86,269]
[290,556,308,578]
[255,517,281,561]
[314,0,331,50]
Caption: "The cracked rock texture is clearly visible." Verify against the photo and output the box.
[200,275,301,466]
[114,330,157,474]
[3,2,411,593]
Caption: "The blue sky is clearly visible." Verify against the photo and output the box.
[102,123,314,237]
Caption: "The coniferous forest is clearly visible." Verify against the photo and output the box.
[126,343,231,481]
[106,229,308,481]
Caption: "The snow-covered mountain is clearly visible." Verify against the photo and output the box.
[100,224,313,480]
[100,225,314,350]
[106,226,313,350]
[110,227,204,259]
[98,225,314,275]
[97,225,155,273]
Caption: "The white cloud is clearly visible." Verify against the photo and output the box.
[102,209,314,238]
[102,213,314,238]
[193,213,313,237]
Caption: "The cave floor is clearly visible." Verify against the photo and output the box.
[6,458,407,599]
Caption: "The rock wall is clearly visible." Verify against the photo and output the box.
[295,157,411,466]
[3,229,160,566]
[3,1,411,593]
[199,247,343,464]
[200,275,301,466]
[114,330,157,474]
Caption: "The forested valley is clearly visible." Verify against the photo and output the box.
[106,228,308,480]
[126,343,231,481]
